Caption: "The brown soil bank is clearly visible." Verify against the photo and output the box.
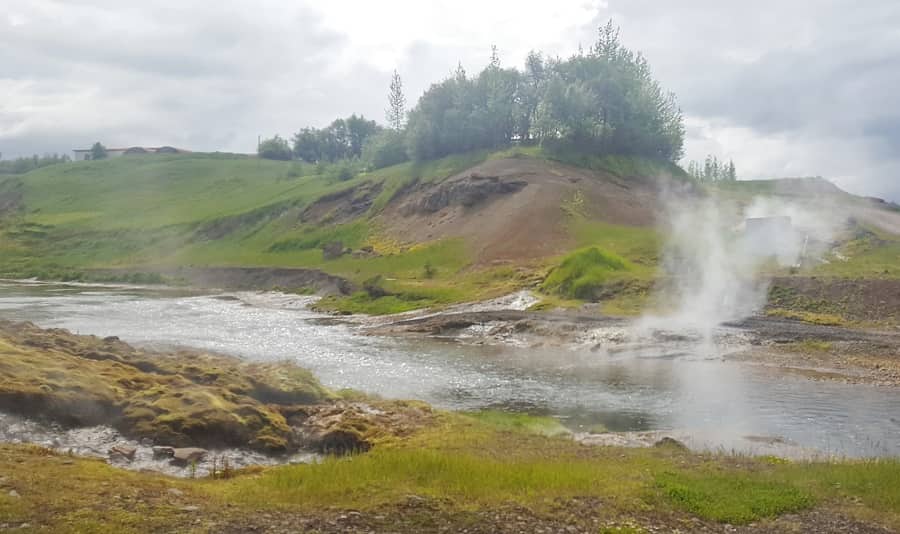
[169,266,354,294]
[0,321,430,453]
[91,266,355,295]
[768,277,900,323]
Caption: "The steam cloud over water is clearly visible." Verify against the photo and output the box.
[638,190,847,340]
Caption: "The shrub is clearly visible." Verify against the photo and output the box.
[362,275,389,298]
[258,135,293,160]
[363,130,409,170]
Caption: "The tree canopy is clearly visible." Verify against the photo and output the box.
[405,21,684,162]
[687,155,737,182]
[90,142,108,160]
[0,153,71,175]
[291,115,381,163]
[286,21,685,171]
[257,135,293,160]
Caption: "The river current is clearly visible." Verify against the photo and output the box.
[2,280,898,458]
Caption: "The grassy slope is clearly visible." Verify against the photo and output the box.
[2,414,899,532]
[0,148,670,314]
[2,150,898,317]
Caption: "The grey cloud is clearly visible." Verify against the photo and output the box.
[2,0,900,201]
[579,0,900,200]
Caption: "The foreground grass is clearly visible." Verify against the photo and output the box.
[3,412,900,532]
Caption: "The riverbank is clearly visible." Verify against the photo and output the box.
[0,320,433,465]
[3,420,900,533]
[2,322,900,532]
[362,306,900,387]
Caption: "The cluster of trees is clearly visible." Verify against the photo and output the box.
[260,21,685,172]
[406,27,684,163]
[0,153,71,175]
[686,155,737,182]
[290,115,381,163]
[257,135,292,160]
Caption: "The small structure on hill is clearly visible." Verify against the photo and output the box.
[742,216,805,266]
[72,146,189,161]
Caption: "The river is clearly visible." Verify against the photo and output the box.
[2,280,899,458]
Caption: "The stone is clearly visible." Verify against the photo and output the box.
[152,446,175,459]
[8,490,20,498]
[167,488,184,497]
[171,447,207,464]
[180,506,200,512]
[322,241,345,260]
[653,437,689,451]
[140,437,154,447]
[109,445,137,461]
[407,175,527,214]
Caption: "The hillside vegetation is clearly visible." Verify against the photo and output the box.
[0,147,678,312]
[2,147,900,319]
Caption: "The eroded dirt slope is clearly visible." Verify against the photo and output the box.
[379,158,661,264]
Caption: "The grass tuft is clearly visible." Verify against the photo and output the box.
[541,247,630,300]
[655,470,814,524]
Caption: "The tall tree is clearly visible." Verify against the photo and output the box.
[386,70,406,131]
[90,142,108,160]
[489,45,501,69]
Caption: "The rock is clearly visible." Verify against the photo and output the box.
[653,437,689,451]
[140,437,154,447]
[171,447,207,465]
[405,494,426,507]
[8,490,20,498]
[167,488,184,497]
[152,446,175,459]
[310,429,371,455]
[109,445,137,461]
[322,241,345,260]
[179,505,200,512]
[407,174,527,214]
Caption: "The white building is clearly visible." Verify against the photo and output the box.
[72,146,187,161]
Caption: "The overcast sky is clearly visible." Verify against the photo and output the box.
[2,0,899,200]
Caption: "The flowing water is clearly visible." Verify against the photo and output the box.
[2,280,899,458]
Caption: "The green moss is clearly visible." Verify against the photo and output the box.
[464,410,571,437]
[0,321,332,452]
[766,308,847,326]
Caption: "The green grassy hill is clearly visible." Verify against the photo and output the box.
[0,149,673,312]
[1,149,899,318]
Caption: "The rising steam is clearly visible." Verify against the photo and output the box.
[638,187,847,341]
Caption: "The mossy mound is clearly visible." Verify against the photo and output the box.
[0,321,335,452]
[540,247,632,300]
